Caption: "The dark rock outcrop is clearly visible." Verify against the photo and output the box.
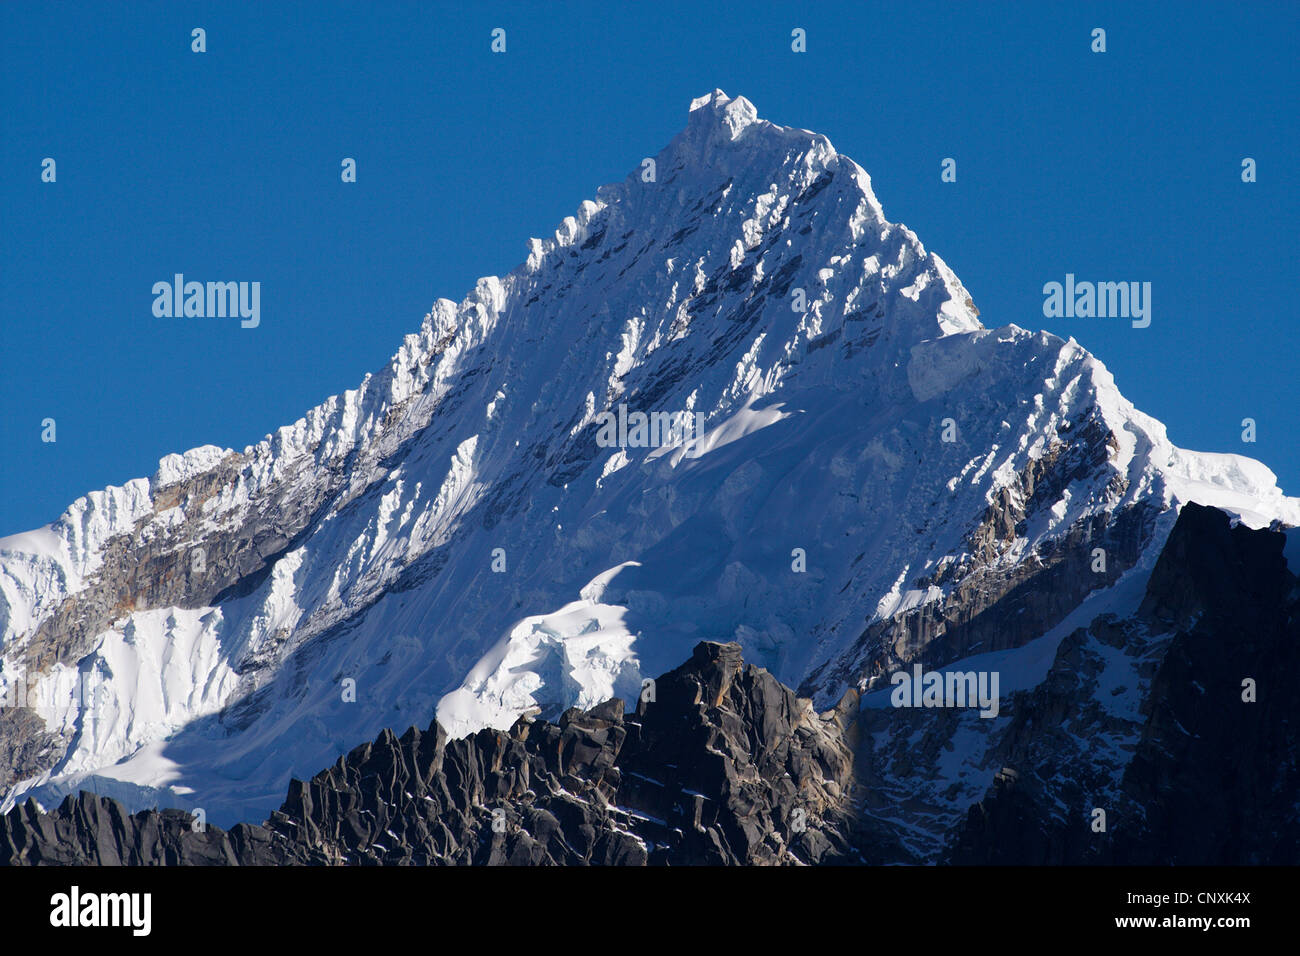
[0,642,867,866]
[7,505,1297,867]
[949,502,1300,864]
[801,412,1161,707]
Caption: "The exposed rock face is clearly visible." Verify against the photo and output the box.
[801,411,1158,701]
[948,503,1300,865]
[5,505,1298,866]
[0,642,868,865]
[0,444,402,793]
[0,708,62,800]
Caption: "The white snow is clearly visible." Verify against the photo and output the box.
[437,567,644,738]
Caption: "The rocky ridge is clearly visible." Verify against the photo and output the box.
[0,641,871,865]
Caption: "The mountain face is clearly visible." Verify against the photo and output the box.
[948,503,1300,865]
[2,91,1298,856]
[1,642,868,866]
[5,512,1297,867]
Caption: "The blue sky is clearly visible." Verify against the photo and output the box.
[2,1,1297,534]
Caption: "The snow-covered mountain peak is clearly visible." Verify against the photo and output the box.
[687,88,760,139]
[1,92,1296,829]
